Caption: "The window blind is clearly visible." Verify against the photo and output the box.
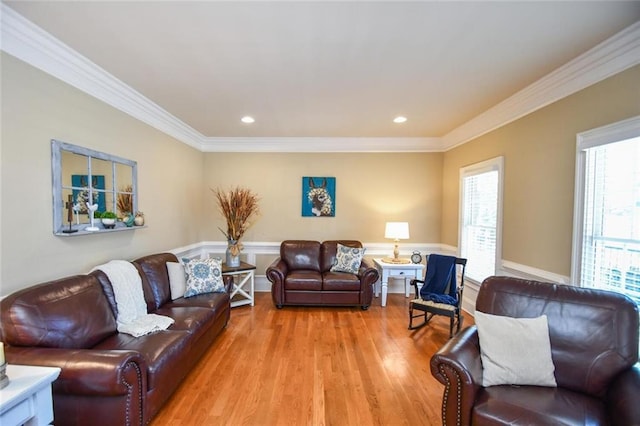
[581,136,640,305]
[460,163,500,283]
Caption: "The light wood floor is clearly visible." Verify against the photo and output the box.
[151,292,474,425]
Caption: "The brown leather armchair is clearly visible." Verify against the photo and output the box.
[431,276,640,426]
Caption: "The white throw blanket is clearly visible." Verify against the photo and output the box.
[92,260,174,337]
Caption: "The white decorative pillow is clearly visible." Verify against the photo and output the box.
[475,311,557,387]
[181,257,226,297]
[330,243,365,274]
[166,262,187,300]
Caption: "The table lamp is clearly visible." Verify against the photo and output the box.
[383,222,410,264]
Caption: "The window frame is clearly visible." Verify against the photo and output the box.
[571,115,640,287]
[458,156,504,285]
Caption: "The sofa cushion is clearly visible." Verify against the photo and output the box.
[284,270,323,290]
[474,311,556,387]
[322,271,362,291]
[473,385,607,425]
[281,240,321,271]
[330,243,365,274]
[0,275,117,349]
[133,253,178,310]
[166,291,230,311]
[155,306,217,336]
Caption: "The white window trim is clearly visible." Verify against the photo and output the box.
[571,115,640,285]
[458,156,505,285]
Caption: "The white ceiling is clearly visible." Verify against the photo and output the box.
[3,1,640,147]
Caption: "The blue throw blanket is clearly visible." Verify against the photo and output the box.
[419,254,458,305]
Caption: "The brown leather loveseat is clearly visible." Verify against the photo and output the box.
[431,276,640,425]
[0,253,232,426]
[266,240,379,309]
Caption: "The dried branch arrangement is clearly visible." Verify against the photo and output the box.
[117,185,133,217]
[212,187,260,253]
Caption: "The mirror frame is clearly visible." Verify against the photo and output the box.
[51,139,139,236]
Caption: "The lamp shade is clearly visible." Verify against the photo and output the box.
[384,222,410,240]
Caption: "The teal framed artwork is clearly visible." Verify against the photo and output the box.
[302,177,335,217]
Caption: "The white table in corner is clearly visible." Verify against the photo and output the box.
[0,364,61,426]
[373,258,425,307]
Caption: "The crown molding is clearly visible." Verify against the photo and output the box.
[2,3,639,153]
[0,3,206,151]
[442,21,640,150]
[201,137,442,152]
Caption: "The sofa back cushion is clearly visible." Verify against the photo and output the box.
[320,240,363,272]
[476,276,639,397]
[0,275,117,349]
[281,240,321,272]
[133,252,179,310]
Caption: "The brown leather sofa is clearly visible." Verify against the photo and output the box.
[0,253,232,426]
[431,276,640,426]
[266,240,379,309]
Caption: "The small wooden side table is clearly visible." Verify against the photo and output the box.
[222,261,256,308]
[0,364,61,426]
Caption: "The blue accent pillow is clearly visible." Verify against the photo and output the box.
[182,257,225,297]
[330,243,365,274]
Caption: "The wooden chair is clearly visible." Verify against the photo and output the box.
[408,255,467,338]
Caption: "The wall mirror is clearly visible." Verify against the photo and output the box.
[52,139,139,236]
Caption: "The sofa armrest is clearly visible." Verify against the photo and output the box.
[266,258,288,283]
[607,363,640,426]
[7,346,147,396]
[358,257,379,284]
[430,326,483,426]
[266,258,287,306]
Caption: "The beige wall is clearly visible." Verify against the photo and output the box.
[2,50,638,296]
[1,53,205,296]
[441,64,640,277]
[203,152,443,244]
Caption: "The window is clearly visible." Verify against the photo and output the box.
[573,116,640,305]
[459,157,504,283]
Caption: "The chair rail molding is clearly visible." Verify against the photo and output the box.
[500,260,571,285]
[170,241,568,303]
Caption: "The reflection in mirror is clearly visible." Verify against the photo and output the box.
[52,139,139,236]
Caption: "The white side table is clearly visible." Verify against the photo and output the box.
[0,364,61,426]
[222,261,256,308]
[373,258,425,307]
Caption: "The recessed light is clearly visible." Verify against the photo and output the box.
[393,116,407,123]
[241,116,255,124]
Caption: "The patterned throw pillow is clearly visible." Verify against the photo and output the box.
[182,257,226,297]
[330,243,365,274]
